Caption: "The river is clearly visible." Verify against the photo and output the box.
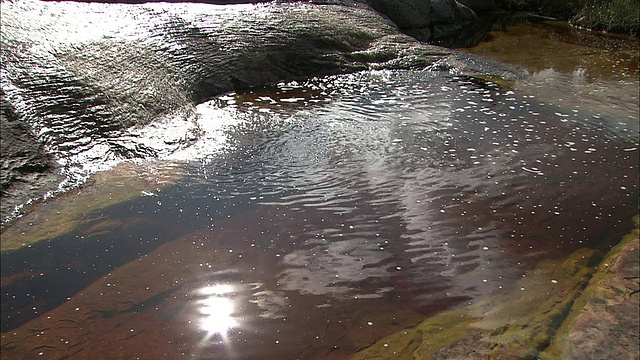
[1,16,638,360]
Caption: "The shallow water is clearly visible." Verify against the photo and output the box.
[464,20,639,135]
[1,68,638,359]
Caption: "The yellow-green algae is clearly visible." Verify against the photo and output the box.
[350,309,477,360]
[351,247,603,360]
[0,161,183,253]
[483,248,601,359]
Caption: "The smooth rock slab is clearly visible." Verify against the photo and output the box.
[351,247,604,359]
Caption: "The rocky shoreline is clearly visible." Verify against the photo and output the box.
[542,216,640,360]
[351,217,639,359]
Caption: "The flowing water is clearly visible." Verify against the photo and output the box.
[1,21,638,360]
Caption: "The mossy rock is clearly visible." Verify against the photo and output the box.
[350,310,478,360]
[353,217,640,360]
[482,248,602,359]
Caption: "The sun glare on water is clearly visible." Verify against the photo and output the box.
[196,284,239,343]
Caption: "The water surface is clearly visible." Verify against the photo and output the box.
[1,68,637,359]
[464,19,639,135]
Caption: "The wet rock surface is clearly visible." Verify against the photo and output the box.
[351,221,640,359]
[0,98,63,225]
[351,247,604,359]
[0,0,516,225]
[541,217,640,360]
[0,98,51,190]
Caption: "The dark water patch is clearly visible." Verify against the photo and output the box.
[1,214,161,331]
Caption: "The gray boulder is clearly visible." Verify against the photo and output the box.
[362,0,478,42]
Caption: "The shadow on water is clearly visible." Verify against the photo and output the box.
[435,12,557,48]
[1,69,637,359]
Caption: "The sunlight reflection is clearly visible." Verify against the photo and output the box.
[196,284,239,343]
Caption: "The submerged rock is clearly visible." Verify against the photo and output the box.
[0,207,428,359]
[0,161,184,253]
[352,218,640,359]
[351,247,604,359]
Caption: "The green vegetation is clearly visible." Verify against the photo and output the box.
[494,0,639,35]
[494,0,581,20]
[572,0,639,35]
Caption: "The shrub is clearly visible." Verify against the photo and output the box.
[493,0,639,35]
[571,0,639,35]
